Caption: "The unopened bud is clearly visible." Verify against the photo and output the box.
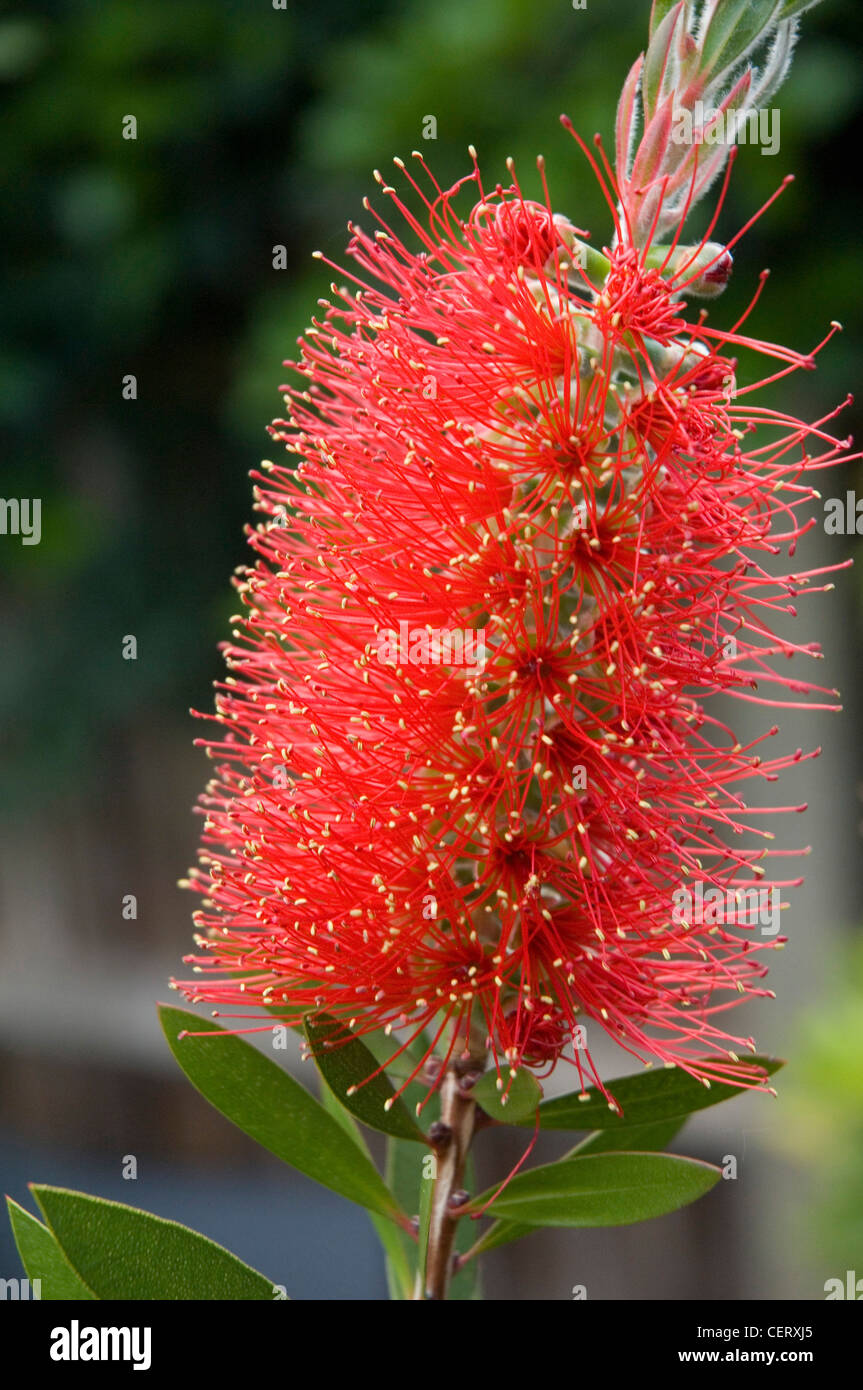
[676,243,733,298]
[428,1120,453,1150]
[646,241,733,298]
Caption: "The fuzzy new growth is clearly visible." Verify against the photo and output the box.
[176,7,848,1112]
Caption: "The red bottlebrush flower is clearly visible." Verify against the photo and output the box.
[175,31,853,1110]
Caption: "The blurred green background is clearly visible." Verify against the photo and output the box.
[1,0,861,1299]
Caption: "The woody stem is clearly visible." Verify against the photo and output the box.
[424,1062,478,1300]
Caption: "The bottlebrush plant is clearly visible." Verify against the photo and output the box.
[8,0,851,1302]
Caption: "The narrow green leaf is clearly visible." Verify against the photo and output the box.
[778,0,824,17]
[649,0,682,42]
[472,1068,542,1124]
[362,1024,434,1073]
[382,1131,480,1300]
[158,1005,404,1223]
[317,1081,416,1301]
[517,1057,783,1131]
[31,1187,278,1300]
[449,1153,482,1301]
[385,1136,424,1299]
[361,1029,436,1121]
[469,1089,710,1258]
[462,1216,535,1260]
[644,1,684,118]
[701,0,783,79]
[471,1152,720,1227]
[305,1014,426,1143]
[417,1149,434,1297]
[6,1199,96,1300]
[570,1117,685,1156]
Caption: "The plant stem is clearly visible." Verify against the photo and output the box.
[424,1061,478,1300]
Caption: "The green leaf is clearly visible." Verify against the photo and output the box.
[471,1152,720,1227]
[6,1199,96,1300]
[461,1120,688,1260]
[382,1133,480,1300]
[305,1014,426,1143]
[644,1,684,118]
[571,1117,686,1156]
[317,1081,416,1301]
[417,1146,434,1296]
[385,1136,424,1300]
[700,0,783,80]
[468,1086,716,1259]
[362,1024,434,1073]
[649,0,683,42]
[158,1005,405,1223]
[517,1057,783,1131]
[31,1187,279,1300]
[472,1068,542,1124]
[449,1152,482,1301]
[778,0,824,17]
[461,1215,535,1260]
